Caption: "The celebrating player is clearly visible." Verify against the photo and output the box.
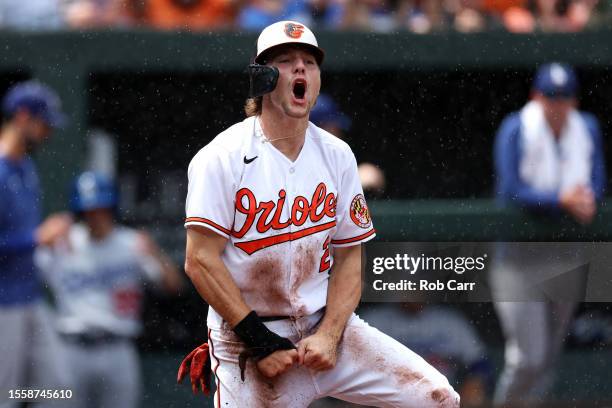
[178,20,460,407]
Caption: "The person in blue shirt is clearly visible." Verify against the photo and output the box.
[494,63,606,223]
[491,63,606,406]
[0,80,72,407]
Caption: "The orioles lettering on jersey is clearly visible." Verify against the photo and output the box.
[232,182,336,254]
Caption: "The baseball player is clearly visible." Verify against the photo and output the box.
[0,81,72,408]
[177,20,460,408]
[36,171,182,408]
[492,63,605,405]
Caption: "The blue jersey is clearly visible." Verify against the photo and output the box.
[0,155,41,306]
[494,107,606,210]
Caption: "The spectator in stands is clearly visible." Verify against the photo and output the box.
[305,0,346,29]
[4,0,604,31]
[475,0,534,32]
[143,0,240,31]
[489,0,600,32]
[452,6,487,31]
[311,93,386,197]
[0,0,65,30]
[237,0,310,30]
[536,0,599,31]
[64,0,138,29]
[395,0,445,33]
[359,303,491,407]
[492,62,606,405]
[444,0,488,32]
[342,0,396,31]
[396,0,488,32]
[396,0,601,32]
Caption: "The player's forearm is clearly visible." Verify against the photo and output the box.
[185,250,251,327]
[0,229,36,255]
[156,250,183,294]
[318,244,362,339]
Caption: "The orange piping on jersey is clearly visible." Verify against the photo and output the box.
[208,328,221,407]
[185,217,231,236]
[234,221,337,255]
[330,229,376,245]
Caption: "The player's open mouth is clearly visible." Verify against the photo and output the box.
[292,80,306,101]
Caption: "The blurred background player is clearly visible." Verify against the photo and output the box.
[36,171,182,408]
[492,62,606,406]
[310,93,386,198]
[0,80,72,408]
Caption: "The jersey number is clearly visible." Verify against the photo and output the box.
[319,236,331,272]
[113,288,142,317]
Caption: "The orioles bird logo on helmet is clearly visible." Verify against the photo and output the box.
[284,23,305,39]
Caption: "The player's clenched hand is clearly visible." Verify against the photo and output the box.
[256,349,298,378]
[297,332,340,371]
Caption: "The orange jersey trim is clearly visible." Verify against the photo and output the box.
[331,229,376,245]
[234,221,337,255]
[185,217,231,236]
[208,328,221,407]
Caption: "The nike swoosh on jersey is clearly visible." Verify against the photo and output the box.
[243,155,258,164]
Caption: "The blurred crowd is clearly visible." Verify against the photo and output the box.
[0,0,610,33]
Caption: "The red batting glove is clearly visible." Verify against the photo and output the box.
[177,342,211,396]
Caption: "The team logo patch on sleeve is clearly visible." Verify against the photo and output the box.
[350,194,372,229]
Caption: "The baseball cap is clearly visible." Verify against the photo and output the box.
[310,93,351,131]
[2,80,67,128]
[255,21,324,65]
[70,171,118,213]
[533,63,578,99]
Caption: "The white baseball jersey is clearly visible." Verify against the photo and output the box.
[36,224,162,337]
[185,116,375,328]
